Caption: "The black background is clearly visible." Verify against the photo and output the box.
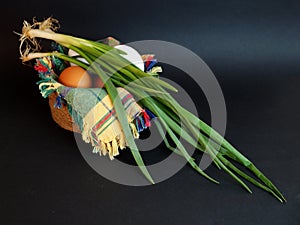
[1,0,300,224]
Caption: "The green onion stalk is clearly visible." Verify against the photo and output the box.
[18,17,286,202]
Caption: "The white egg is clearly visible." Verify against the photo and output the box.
[68,49,88,66]
[114,45,144,71]
[68,44,144,71]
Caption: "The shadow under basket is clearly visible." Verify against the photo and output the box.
[48,93,81,133]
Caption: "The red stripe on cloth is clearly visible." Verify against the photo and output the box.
[94,110,115,130]
[121,94,133,106]
[92,93,134,131]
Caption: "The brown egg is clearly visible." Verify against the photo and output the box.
[92,75,105,88]
[58,66,92,88]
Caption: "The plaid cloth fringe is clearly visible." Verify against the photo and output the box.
[38,80,154,159]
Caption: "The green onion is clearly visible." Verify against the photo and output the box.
[18,17,286,202]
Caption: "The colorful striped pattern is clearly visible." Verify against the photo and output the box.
[78,87,143,159]
[39,79,153,160]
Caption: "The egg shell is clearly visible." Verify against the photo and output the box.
[68,44,144,71]
[58,66,92,88]
[92,74,105,88]
[68,49,88,66]
[114,45,145,71]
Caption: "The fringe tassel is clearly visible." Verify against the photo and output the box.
[145,108,156,119]
[142,109,151,127]
[130,122,139,139]
[38,80,62,98]
[135,117,142,132]
[83,125,129,160]
[93,147,100,154]
[91,138,122,159]
[147,60,158,71]
[54,94,62,108]
[81,126,90,143]
[133,110,153,133]
[119,134,126,150]
[92,109,154,158]
[101,141,107,156]
[75,108,156,160]
[106,142,113,160]
[112,139,119,157]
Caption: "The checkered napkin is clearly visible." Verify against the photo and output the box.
[38,81,152,159]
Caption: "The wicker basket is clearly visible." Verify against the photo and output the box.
[48,92,81,133]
